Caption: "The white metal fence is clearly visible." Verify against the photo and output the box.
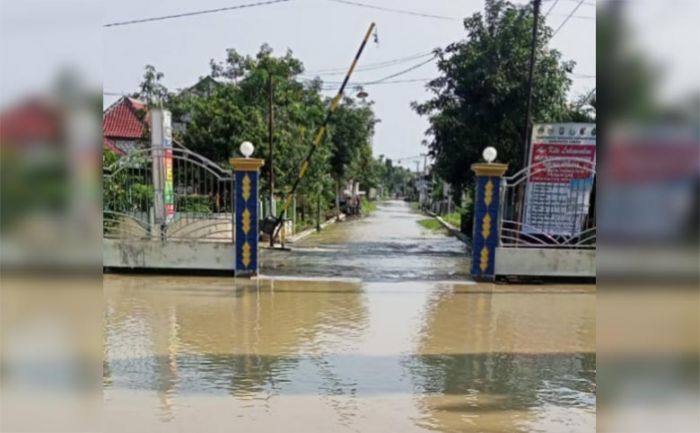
[103,147,235,242]
[499,157,596,249]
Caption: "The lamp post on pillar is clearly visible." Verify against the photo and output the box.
[470,147,508,281]
[230,141,265,276]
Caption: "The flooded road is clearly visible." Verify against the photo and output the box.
[262,200,470,281]
[103,201,596,432]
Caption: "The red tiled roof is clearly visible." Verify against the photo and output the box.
[103,96,147,140]
[0,99,60,145]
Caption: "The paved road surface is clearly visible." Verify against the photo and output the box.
[262,200,470,281]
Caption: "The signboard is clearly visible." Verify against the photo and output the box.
[161,111,174,221]
[523,123,596,236]
[150,109,175,224]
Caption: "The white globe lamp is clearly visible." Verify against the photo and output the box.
[482,146,497,163]
[240,141,254,158]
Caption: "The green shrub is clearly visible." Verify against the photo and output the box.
[178,194,212,213]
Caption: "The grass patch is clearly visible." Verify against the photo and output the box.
[361,197,378,215]
[417,218,445,231]
[441,211,461,227]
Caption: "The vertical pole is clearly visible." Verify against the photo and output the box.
[523,0,542,168]
[268,73,275,246]
[292,195,297,234]
[470,162,509,281]
[150,109,166,238]
[230,157,265,276]
[273,22,376,237]
[316,187,322,232]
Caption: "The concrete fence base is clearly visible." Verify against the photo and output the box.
[104,239,235,272]
[494,247,595,278]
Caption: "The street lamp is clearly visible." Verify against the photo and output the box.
[482,146,497,163]
[356,86,368,100]
[240,141,254,158]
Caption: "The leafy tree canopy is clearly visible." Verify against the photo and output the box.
[413,0,577,201]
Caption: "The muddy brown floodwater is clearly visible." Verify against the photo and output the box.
[103,201,596,432]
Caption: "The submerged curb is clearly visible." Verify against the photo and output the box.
[424,210,471,247]
[285,214,345,244]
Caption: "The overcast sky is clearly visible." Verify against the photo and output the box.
[1,0,597,164]
[99,0,596,162]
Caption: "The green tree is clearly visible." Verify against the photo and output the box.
[413,0,575,203]
[133,46,381,223]
[327,97,377,213]
[136,64,169,106]
[180,46,329,183]
[569,89,596,122]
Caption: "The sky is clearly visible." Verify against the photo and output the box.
[99,0,596,164]
[2,0,598,165]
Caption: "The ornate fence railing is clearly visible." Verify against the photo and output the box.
[103,147,235,242]
[499,157,596,249]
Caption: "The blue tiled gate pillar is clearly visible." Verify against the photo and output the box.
[230,157,265,276]
[470,163,508,281]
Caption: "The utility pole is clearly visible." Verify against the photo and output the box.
[522,0,541,168]
[268,73,275,247]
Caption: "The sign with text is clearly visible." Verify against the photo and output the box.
[523,123,596,236]
[162,111,174,221]
[150,109,175,224]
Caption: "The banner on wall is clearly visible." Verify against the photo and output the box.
[523,123,596,236]
[161,111,175,222]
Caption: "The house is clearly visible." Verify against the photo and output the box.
[103,96,148,155]
[172,76,225,133]
[103,76,226,154]
[179,75,224,98]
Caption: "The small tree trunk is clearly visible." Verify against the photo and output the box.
[335,180,341,220]
[316,188,322,232]
[300,193,305,224]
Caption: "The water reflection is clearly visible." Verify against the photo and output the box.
[406,283,595,432]
[104,277,595,432]
[104,276,368,422]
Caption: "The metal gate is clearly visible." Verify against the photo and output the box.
[499,157,596,249]
[103,147,235,243]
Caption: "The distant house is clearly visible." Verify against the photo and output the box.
[179,76,224,98]
[103,96,148,155]
[172,76,225,133]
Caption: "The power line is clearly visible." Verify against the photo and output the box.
[562,0,595,7]
[552,0,586,37]
[543,0,594,20]
[104,76,434,98]
[104,0,291,28]
[544,0,561,17]
[315,56,435,86]
[544,0,594,6]
[363,56,436,84]
[325,0,458,21]
[317,77,431,90]
[360,77,432,86]
[549,12,594,20]
[304,51,435,76]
